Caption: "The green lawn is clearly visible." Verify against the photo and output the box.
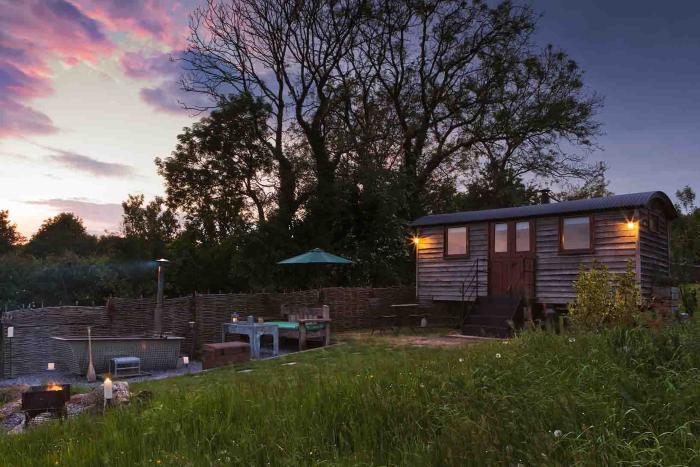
[2,323,700,466]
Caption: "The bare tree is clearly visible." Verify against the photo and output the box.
[181,0,368,237]
[353,0,601,217]
[181,0,602,225]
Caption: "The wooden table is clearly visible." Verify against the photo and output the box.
[390,303,428,329]
[221,322,279,359]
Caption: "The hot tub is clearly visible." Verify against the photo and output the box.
[51,336,184,375]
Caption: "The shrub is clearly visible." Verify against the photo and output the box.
[568,261,640,330]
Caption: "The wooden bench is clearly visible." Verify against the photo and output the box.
[201,341,250,369]
[265,305,331,350]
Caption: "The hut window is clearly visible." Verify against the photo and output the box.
[445,226,468,257]
[516,222,531,252]
[494,223,508,253]
[561,216,592,252]
[649,214,659,233]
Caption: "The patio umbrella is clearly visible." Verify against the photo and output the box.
[278,248,352,299]
[277,248,353,265]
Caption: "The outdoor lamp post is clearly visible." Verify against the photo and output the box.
[154,258,170,336]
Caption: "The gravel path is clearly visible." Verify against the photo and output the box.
[0,361,204,388]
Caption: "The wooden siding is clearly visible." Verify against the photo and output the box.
[639,205,672,297]
[535,210,637,304]
[416,224,488,301]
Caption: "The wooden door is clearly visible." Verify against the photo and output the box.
[489,220,535,299]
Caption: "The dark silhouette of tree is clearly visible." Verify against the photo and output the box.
[121,195,179,241]
[0,210,24,254]
[676,185,696,215]
[181,0,602,229]
[25,213,96,257]
[156,94,275,242]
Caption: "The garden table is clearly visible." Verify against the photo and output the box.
[391,303,428,329]
[221,322,279,359]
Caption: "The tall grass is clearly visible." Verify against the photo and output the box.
[1,321,700,466]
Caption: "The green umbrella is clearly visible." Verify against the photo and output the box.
[278,248,353,265]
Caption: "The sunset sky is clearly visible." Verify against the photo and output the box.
[1,0,699,237]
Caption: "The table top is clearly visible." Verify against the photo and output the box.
[223,322,278,331]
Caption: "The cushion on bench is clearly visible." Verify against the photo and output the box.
[265,321,326,332]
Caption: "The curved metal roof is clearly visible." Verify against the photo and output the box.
[411,191,677,227]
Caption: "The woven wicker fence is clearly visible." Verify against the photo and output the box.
[0,286,416,378]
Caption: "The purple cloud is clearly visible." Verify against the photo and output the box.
[41,146,137,177]
[120,50,180,79]
[26,198,123,232]
[121,50,214,113]
[35,0,109,43]
[0,99,57,138]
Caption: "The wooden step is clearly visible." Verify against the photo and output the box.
[464,315,513,327]
[461,324,511,338]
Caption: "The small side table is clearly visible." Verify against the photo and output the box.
[221,322,279,359]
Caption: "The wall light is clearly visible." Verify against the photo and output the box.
[412,236,421,246]
[627,221,636,230]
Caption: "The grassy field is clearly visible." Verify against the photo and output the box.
[1,323,700,466]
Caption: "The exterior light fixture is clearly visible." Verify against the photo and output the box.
[412,236,420,246]
[47,362,55,371]
[627,221,636,230]
[7,327,13,338]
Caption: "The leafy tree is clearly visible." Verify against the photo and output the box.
[671,186,700,277]
[0,210,24,254]
[25,213,96,257]
[121,194,179,258]
[676,185,696,215]
[156,94,273,242]
[555,163,612,201]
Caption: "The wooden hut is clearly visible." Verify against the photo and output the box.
[410,191,677,335]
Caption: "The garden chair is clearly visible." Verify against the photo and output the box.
[265,305,331,350]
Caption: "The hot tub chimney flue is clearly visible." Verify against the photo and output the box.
[155,258,170,336]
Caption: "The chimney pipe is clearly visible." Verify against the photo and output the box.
[540,189,551,204]
[154,259,170,336]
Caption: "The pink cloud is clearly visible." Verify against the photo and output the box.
[0,0,192,139]
[0,99,57,138]
[77,0,191,48]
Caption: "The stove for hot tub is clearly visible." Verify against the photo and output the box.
[21,384,71,424]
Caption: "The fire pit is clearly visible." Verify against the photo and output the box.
[21,384,71,424]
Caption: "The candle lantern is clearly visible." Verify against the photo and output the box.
[104,378,113,400]
[231,312,239,323]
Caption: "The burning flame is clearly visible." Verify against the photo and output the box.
[46,383,63,391]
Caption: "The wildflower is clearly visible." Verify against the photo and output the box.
[458,358,464,363]
[568,337,576,343]
[553,430,563,438]
[502,340,509,345]
[495,353,501,359]
[419,383,425,388]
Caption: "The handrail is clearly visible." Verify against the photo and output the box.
[459,258,483,326]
